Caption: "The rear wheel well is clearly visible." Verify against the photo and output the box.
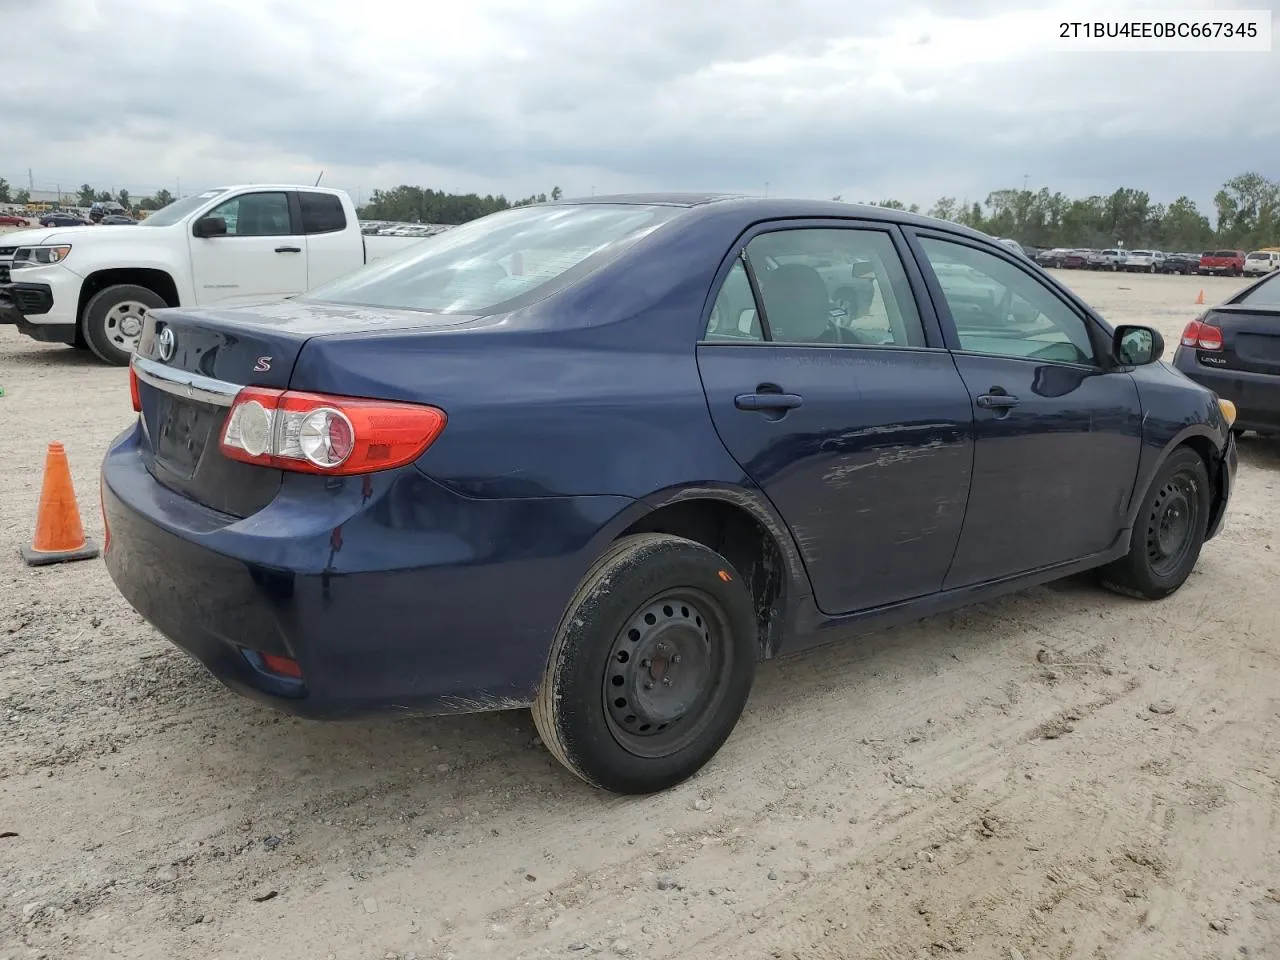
[76,268,179,347]
[618,499,787,658]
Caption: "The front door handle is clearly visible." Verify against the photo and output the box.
[735,392,804,412]
[274,245,302,253]
[976,393,1020,410]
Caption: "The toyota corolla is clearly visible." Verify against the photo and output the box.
[101,194,1238,795]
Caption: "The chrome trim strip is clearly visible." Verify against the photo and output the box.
[131,355,242,408]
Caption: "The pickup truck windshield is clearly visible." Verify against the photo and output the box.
[304,202,681,314]
[139,190,230,227]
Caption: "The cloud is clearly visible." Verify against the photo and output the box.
[3,0,1276,212]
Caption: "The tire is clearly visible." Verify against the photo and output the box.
[532,533,758,794]
[82,283,167,366]
[1100,447,1211,601]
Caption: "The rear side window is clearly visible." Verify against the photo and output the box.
[705,260,763,341]
[305,203,680,314]
[704,227,926,347]
[299,192,347,235]
[1237,272,1280,307]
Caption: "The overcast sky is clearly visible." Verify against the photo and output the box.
[5,0,1277,212]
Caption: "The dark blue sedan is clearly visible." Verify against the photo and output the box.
[102,194,1238,794]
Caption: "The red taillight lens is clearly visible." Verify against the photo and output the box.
[261,652,303,679]
[220,387,447,475]
[1180,318,1223,351]
[128,365,141,412]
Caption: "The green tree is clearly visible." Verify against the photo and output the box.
[117,189,131,211]
[77,184,96,206]
[928,197,958,222]
[15,188,30,205]
[152,188,174,209]
[0,178,9,203]
[551,185,563,201]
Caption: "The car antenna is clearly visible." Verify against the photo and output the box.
[314,170,324,186]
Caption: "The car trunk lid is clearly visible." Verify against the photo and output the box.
[132,298,485,517]
[1201,304,1280,376]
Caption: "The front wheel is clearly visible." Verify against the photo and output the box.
[1100,447,1211,601]
[532,533,758,794]
[82,283,167,366]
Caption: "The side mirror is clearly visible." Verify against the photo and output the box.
[1114,324,1164,365]
[192,216,227,238]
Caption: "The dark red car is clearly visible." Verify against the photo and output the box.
[0,213,29,227]
[1200,249,1245,277]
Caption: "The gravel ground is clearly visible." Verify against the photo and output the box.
[1,270,1278,960]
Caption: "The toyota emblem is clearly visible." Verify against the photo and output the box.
[157,326,175,362]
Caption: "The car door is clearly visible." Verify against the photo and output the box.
[906,229,1144,587]
[188,189,309,304]
[696,221,975,616]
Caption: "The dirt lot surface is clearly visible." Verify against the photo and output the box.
[2,271,1278,960]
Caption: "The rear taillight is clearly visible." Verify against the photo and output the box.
[128,365,141,412]
[1180,318,1223,351]
[219,387,447,475]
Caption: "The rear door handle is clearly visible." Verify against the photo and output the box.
[735,392,804,411]
[976,393,1020,410]
[274,245,302,253]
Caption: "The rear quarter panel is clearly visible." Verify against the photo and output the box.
[289,207,765,503]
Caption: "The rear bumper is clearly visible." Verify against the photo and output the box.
[101,423,637,719]
[1172,347,1280,435]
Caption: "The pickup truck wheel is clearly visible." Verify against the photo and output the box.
[83,284,166,366]
[1099,448,1210,601]
[532,533,757,795]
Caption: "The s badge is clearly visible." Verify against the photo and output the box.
[254,356,273,372]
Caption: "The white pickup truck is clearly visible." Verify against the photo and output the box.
[0,184,426,365]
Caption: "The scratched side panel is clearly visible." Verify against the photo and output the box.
[696,343,975,616]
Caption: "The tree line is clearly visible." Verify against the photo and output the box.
[359,171,1277,252]
[847,171,1277,252]
[0,179,177,212]
[5,170,1274,251]
[357,184,565,224]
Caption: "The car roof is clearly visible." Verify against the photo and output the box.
[550,193,998,245]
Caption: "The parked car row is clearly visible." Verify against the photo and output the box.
[1030,246,1277,277]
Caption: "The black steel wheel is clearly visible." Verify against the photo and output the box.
[1100,447,1211,600]
[533,533,758,794]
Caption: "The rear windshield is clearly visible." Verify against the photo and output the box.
[1246,252,1269,259]
[304,203,682,314]
[1237,272,1280,307]
[1214,250,1239,258]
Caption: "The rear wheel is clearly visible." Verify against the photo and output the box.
[82,284,166,366]
[532,533,758,794]
[1100,447,1210,601]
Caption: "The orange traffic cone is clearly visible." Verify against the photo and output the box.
[21,442,100,566]
[1195,289,1205,305]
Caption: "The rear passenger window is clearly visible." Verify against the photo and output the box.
[299,192,347,235]
[705,259,763,341]
[746,229,927,347]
